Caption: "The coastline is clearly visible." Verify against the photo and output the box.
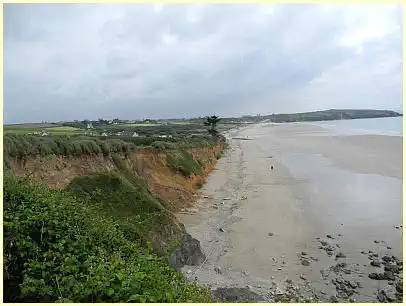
[178,122,403,302]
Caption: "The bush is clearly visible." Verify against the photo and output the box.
[167,152,203,177]
[3,176,212,302]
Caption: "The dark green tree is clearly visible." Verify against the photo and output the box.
[204,115,221,137]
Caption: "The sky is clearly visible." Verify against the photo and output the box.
[4,3,402,124]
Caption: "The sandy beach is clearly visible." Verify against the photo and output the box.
[177,123,403,302]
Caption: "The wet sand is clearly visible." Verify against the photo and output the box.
[178,123,403,302]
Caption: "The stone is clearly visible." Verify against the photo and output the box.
[301,259,311,266]
[382,286,397,302]
[326,234,334,239]
[300,274,307,280]
[223,197,231,200]
[384,264,400,274]
[214,266,222,274]
[168,233,206,271]
[377,290,386,302]
[370,260,381,267]
[212,287,265,302]
[382,255,392,262]
[219,228,225,232]
[369,272,386,280]
[336,243,341,248]
[320,240,329,246]
[387,246,392,250]
[330,295,339,303]
[374,240,380,244]
[335,252,346,259]
[301,251,308,256]
[396,280,403,293]
[383,271,396,281]
[268,232,274,236]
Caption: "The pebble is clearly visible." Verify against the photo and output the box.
[335,252,346,259]
[330,295,339,303]
[300,274,307,280]
[277,267,282,271]
[377,290,386,302]
[387,246,392,250]
[370,260,381,267]
[336,243,340,248]
[382,255,392,262]
[326,234,334,239]
[219,228,225,232]
[223,197,231,200]
[268,232,274,236]
[187,269,192,274]
[214,266,222,274]
[301,259,311,266]
[301,251,307,256]
[374,240,380,244]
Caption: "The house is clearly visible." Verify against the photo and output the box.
[87,123,93,129]
[101,132,108,137]
[40,130,49,136]
[132,132,139,137]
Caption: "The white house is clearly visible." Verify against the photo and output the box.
[132,132,139,137]
[101,132,108,137]
[87,123,93,129]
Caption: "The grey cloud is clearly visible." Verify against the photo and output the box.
[4,3,402,123]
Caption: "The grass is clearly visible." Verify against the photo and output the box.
[167,151,204,177]
[3,134,218,165]
[3,173,212,302]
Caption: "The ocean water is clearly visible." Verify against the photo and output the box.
[310,116,403,136]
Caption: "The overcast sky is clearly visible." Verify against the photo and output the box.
[4,3,402,123]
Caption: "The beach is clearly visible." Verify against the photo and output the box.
[177,122,403,302]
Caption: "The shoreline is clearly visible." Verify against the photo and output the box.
[178,123,403,302]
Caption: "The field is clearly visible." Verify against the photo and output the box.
[4,125,84,136]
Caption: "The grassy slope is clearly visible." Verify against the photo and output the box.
[3,134,226,302]
[3,171,212,302]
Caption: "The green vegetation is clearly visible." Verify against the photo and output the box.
[3,117,230,302]
[167,151,203,177]
[204,115,221,137]
[3,134,217,165]
[3,173,212,302]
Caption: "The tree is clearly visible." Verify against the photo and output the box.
[204,115,221,137]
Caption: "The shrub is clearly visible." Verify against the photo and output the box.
[3,176,212,302]
[167,152,203,177]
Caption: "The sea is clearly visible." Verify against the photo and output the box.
[309,116,403,136]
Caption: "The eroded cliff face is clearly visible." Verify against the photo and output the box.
[8,144,223,212]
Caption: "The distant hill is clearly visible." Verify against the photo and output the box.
[261,109,402,123]
[217,109,401,124]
